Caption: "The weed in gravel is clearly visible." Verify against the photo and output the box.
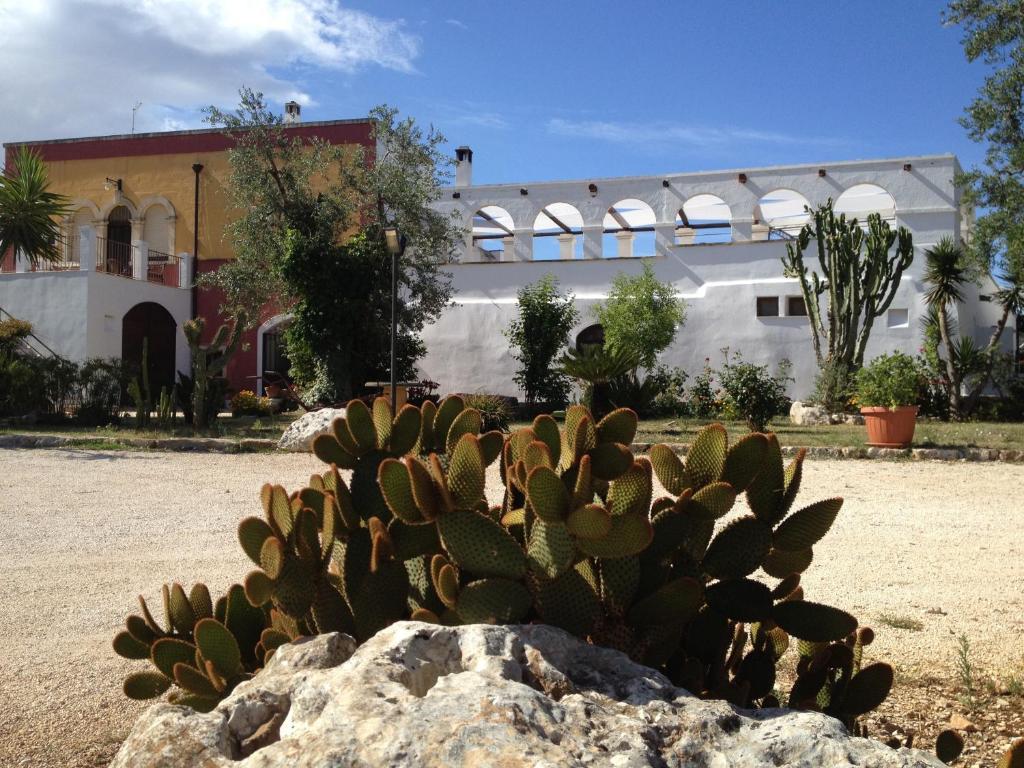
[954,632,977,710]
[878,613,924,632]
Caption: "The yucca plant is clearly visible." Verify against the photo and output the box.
[0,146,70,268]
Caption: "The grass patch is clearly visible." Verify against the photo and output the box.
[528,417,1024,451]
[877,613,924,632]
[0,412,302,441]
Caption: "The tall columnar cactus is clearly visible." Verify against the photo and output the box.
[781,199,914,405]
[127,337,152,429]
[115,398,893,728]
[182,312,246,430]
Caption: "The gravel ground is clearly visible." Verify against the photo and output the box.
[0,447,1021,767]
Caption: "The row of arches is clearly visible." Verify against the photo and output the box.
[470,184,897,261]
[63,196,177,270]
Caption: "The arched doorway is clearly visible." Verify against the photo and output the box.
[106,205,133,276]
[575,323,605,352]
[122,302,176,397]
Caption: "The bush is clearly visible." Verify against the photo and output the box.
[594,263,685,370]
[0,317,32,355]
[461,393,513,432]
[688,358,719,419]
[76,358,125,426]
[504,275,578,405]
[113,396,888,732]
[231,389,273,417]
[855,352,923,409]
[647,365,689,418]
[812,359,856,412]
[717,350,793,432]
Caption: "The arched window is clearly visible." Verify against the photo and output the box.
[575,323,604,352]
[143,206,171,256]
[754,189,811,239]
[105,205,133,276]
[471,206,515,261]
[533,203,583,260]
[603,199,656,258]
[676,194,732,244]
[834,183,896,224]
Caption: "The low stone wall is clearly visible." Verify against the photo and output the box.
[634,442,1023,463]
[0,434,276,452]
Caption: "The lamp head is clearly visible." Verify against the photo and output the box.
[383,226,406,256]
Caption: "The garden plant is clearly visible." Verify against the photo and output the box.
[114,395,929,744]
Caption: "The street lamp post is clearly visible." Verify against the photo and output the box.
[382,226,406,414]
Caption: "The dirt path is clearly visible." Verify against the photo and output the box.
[0,448,1021,767]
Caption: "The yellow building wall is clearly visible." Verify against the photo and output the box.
[43,149,236,261]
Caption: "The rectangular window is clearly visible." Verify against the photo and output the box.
[786,296,807,316]
[756,296,779,317]
[979,294,992,302]
[887,308,909,328]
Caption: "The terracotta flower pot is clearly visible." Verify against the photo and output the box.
[860,406,918,448]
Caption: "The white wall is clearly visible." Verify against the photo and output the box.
[0,271,191,373]
[418,154,966,400]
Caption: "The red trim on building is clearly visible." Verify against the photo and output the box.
[4,120,374,163]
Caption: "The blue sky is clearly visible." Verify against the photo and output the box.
[0,1,989,183]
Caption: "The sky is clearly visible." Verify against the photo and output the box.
[0,1,992,184]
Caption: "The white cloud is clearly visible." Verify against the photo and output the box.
[546,117,847,150]
[444,19,468,30]
[0,0,419,144]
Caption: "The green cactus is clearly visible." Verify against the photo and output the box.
[182,312,246,430]
[115,400,893,733]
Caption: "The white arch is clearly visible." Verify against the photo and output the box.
[755,188,812,238]
[603,199,656,258]
[137,195,176,220]
[472,205,515,259]
[255,312,293,396]
[99,196,138,221]
[533,202,583,260]
[65,198,101,222]
[677,194,732,244]
[834,183,896,222]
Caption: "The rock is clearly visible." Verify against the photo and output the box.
[843,413,866,426]
[790,400,831,426]
[950,713,978,732]
[112,622,945,767]
[276,408,346,452]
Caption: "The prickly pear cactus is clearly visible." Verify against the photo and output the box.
[115,398,892,729]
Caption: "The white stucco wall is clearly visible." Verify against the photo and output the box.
[0,271,191,372]
[418,153,970,400]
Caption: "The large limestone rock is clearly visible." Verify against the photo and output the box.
[790,400,830,426]
[276,408,345,452]
[112,622,943,767]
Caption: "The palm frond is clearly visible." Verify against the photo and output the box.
[923,236,968,308]
[0,146,71,266]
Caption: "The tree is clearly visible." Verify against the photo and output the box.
[202,89,458,400]
[940,1,1024,403]
[782,200,914,408]
[593,264,685,371]
[504,274,578,404]
[0,146,70,268]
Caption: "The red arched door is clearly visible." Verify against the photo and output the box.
[122,302,176,396]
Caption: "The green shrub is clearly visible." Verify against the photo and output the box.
[460,393,512,432]
[688,358,720,419]
[0,318,32,355]
[607,371,662,418]
[114,396,891,732]
[504,275,578,405]
[718,350,792,432]
[230,389,273,417]
[855,352,923,409]
[812,359,856,412]
[76,358,125,426]
[594,263,685,370]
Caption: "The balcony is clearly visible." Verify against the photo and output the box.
[2,231,190,288]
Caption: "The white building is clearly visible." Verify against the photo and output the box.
[419,151,1007,399]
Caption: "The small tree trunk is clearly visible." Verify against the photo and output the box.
[936,305,962,419]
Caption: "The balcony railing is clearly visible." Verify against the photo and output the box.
[2,233,187,288]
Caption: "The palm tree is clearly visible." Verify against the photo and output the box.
[922,237,968,416]
[0,146,70,268]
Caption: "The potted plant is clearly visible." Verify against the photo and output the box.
[855,352,922,447]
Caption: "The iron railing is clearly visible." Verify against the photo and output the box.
[144,249,182,286]
[95,237,134,278]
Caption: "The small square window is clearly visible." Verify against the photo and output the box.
[787,296,807,316]
[887,308,909,328]
[979,294,992,302]
[756,297,779,317]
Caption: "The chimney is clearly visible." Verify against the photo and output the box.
[455,145,473,187]
[284,101,301,123]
